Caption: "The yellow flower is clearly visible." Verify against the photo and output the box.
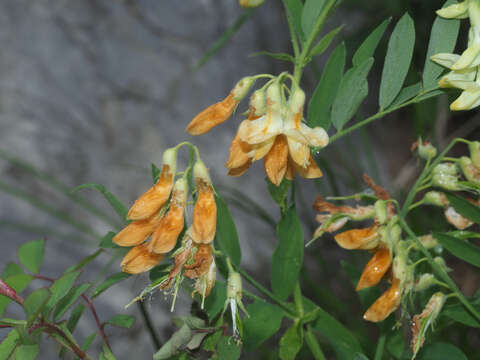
[234,82,328,185]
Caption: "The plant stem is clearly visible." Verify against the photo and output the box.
[293,282,304,317]
[305,325,327,360]
[374,332,386,360]
[137,301,161,350]
[282,0,300,59]
[233,265,296,317]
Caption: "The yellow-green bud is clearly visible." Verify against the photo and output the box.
[288,86,306,115]
[249,89,266,116]
[417,139,437,160]
[374,200,388,225]
[434,256,451,272]
[469,141,480,168]
[418,234,439,250]
[415,273,436,292]
[232,76,255,101]
[266,81,283,116]
[193,160,212,185]
[423,191,448,207]
[459,156,480,185]
[163,147,178,175]
[227,272,242,301]
[239,0,265,8]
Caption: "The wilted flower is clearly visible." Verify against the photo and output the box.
[192,161,217,244]
[186,77,255,135]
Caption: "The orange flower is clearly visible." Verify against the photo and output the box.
[192,162,217,244]
[149,178,187,254]
[356,248,392,291]
[363,278,402,322]
[186,77,255,135]
[113,214,163,247]
[127,148,176,220]
[120,242,163,274]
[334,225,380,250]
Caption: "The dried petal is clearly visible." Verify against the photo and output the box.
[334,225,379,250]
[225,133,252,170]
[363,278,402,322]
[184,244,213,279]
[186,93,238,135]
[192,180,217,244]
[444,206,473,229]
[121,242,163,274]
[264,135,288,186]
[356,248,392,291]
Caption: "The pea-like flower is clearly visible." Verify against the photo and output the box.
[192,161,217,244]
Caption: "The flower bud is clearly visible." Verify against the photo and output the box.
[150,178,187,254]
[288,86,306,118]
[414,273,436,292]
[417,139,437,160]
[423,191,448,207]
[444,206,473,229]
[266,81,283,117]
[418,234,439,250]
[232,76,255,101]
[374,200,388,225]
[121,242,163,274]
[459,156,480,184]
[392,254,408,286]
[227,272,242,301]
[356,248,392,291]
[192,162,217,244]
[248,89,266,118]
[127,148,176,220]
[432,163,461,191]
[436,1,469,19]
[469,141,480,168]
[239,0,265,8]
[433,256,452,272]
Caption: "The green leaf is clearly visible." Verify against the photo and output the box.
[17,240,44,274]
[0,274,33,317]
[92,272,130,299]
[305,299,363,360]
[0,319,27,327]
[204,282,227,320]
[53,283,90,321]
[331,57,374,130]
[271,206,304,300]
[67,304,86,332]
[2,263,23,279]
[0,330,19,360]
[217,336,242,360]
[353,18,391,66]
[445,193,480,224]
[434,233,480,268]
[309,25,344,58]
[105,314,135,328]
[389,82,422,108]
[243,299,284,350]
[307,42,346,130]
[24,288,50,325]
[99,231,120,249]
[153,324,192,360]
[266,178,291,210]
[423,0,460,91]
[301,0,325,39]
[152,164,161,183]
[341,261,380,309]
[418,342,467,360]
[283,0,304,42]
[353,354,369,360]
[250,51,294,63]
[15,344,38,360]
[442,297,480,328]
[100,344,116,360]
[194,9,255,69]
[81,333,96,351]
[66,250,102,273]
[279,323,303,360]
[72,183,128,221]
[379,13,415,110]
[214,192,242,276]
[44,271,81,317]
[50,322,81,357]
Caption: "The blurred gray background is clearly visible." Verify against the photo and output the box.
[0,0,479,358]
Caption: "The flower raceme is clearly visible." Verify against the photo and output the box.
[186,75,329,186]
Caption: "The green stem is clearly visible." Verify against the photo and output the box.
[294,282,304,317]
[398,219,480,323]
[282,0,300,59]
[373,332,386,360]
[234,265,296,317]
[305,325,327,360]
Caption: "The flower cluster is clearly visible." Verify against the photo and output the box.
[432,0,480,110]
[113,147,218,304]
[186,74,329,186]
[313,175,412,322]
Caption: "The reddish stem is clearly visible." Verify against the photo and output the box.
[0,278,24,306]
[32,322,88,359]
[33,274,112,351]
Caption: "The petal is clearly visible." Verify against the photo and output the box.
[113,216,162,247]
[430,53,461,68]
[287,137,310,168]
[264,135,288,186]
[186,93,238,135]
[252,137,275,160]
[127,165,174,220]
[237,113,283,144]
[438,68,477,89]
[450,87,480,110]
[436,2,469,19]
[121,242,163,274]
[444,206,473,229]
[285,157,295,181]
[228,159,252,177]
[284,123,329,147]
[225,133,252,169]
[452,44,480,70]
[363,278,402,322]
[334,225,379,250]
[184,244,213,279]
[192,181,217,244]
[356,248,392,291]
[291,153,323,179]
[149,203,185,254]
